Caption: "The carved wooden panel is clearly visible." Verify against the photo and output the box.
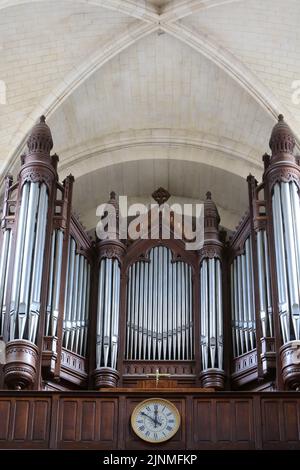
[0,397,51,448]
[57,397,118,449]
[261,399,300,449]
[192,398,254,449]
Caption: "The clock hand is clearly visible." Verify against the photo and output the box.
[154,408,159,428]
[141,411,156,423]
[141,411,162,426]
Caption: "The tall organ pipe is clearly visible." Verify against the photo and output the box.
[63,238,76,349]
[83,263,90,356]
[29,184,48,343]
[230,264,236,357]
[50,229,63,338]
[200,260,208,369]
[256,230,273,338]
[9,182,48,342]
[231,237,256,357]
[18,183,40,339]
[272,181,300,342]
[96,257,121,369]
[10,182,29,340]
[282,182,300,339]
[273,184,290,342]
[0,229,12,336]
[200,258,223,369]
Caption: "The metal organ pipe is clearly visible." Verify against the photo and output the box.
[29,184,48,343]
[256,230,273,338]
[9,182,48,342]
[96,257,121,369]
[273,184,290,342]
[59,237,91,357]
[200,260,208,369]
[233,258,240,356]
[49,229,63,338]
[241,254,249,352]
[200,257,223,370]
[272,182,300,342]
[96,259,105,368]
[282,182,300,339]
[63,238,76,348]
[83,263,90,356]
[246,238,256,349]
[163,248,168,360]
[189,265,193,358]
[0,229,12,336]
[143,261,149,360]
[237,256,244,355]
[10,182,29,340]
[230,237,256,357]
[18,183,39,339]
[216,259,223,369]
[263,231,273,337]
[125,246,193,361]
[230,264,236,358]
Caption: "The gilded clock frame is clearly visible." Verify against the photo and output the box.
[131,398,181,443]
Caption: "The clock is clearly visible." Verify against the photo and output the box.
[131,398,180,443]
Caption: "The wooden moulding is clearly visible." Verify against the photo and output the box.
[3,339,39,390]
[93,367,120,388]
[199,368,225,390]
[280,341,300,390]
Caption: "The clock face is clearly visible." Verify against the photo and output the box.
[131,398,180,443]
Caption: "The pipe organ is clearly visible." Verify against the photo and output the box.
[1,114,300,393]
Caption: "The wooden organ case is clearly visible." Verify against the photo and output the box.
[1,115,300,449]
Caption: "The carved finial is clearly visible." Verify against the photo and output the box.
[152,187,171,206]
[26,114,53,156]
[269,114,295,157]
[204,191,220,240]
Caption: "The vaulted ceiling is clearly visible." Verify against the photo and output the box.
[1,0,300,231]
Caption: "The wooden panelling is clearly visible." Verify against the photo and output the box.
[0,400,11,440]
[57,397,118,449]
[0,392,300,449]
[32,400,49,441]
[235,400,253,443]
[193,398,254,449]
[282,401,299,442]
[261,399,300,449]
[60,400,78,441]
[99,400,116,442]
[216,400,232,442]
[193,400,212,443]
[13,400,30,440]
[80,401,96,441]
[0,397,51,448]
[262,400,281,443]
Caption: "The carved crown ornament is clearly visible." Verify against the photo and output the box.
[98,243,126,264]
[199,244,223,263]
[152,187,171,206]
